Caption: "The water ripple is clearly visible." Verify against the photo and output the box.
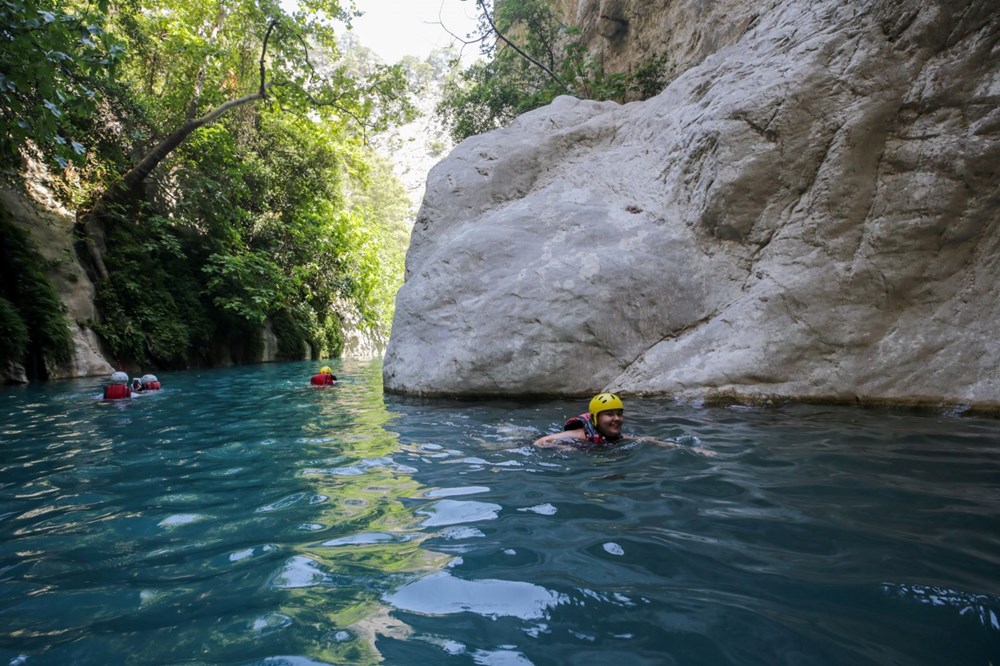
[1,362,997,665]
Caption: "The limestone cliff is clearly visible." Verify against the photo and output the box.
[383,0,1000,411]
[1,171,113,382]
[558,0,761,85]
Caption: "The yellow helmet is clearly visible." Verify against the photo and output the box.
[589,392,624,421]
[319,366,333,375]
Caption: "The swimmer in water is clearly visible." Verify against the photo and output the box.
[533,392,716,457]
[310,365,338,386]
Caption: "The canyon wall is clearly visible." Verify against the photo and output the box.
[383,0,1000,411]
[1,173,113,382]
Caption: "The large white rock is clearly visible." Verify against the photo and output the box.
[384,0,1000,411]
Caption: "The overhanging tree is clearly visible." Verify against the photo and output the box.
[3,0,417,369]
[72,0,413,281]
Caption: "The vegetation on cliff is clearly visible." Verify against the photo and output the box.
[0,210,74,375]
[437,0,669,141]
[1,0,420,375]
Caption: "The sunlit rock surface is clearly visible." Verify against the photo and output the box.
[384,0,1000,410]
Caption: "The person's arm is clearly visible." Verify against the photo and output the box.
[533,428,587,448]
[627,435,718,457]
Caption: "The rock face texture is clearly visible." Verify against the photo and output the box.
[561,0,761,83]
[1,176,114,383]
[383,0,1000,411]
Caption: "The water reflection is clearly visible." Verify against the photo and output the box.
[416,499,503,527]
[881,583,1000,630]
[385,571,566,620]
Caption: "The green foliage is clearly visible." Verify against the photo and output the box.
[92,209,212,366]
[0,0,124,168]
[319,310,344,359]
[336,152,410,340]
[203,251,294,324]
[90,96,409,368]
[437,58,535,141]
[4,0,417,371]
[630,54,672,100]
[271,309,305,360]
[0,211,73,370]
[113,0,415,139]
[0,297,29,368]
[91,276,155,364]
[437,0,670,141]
[270,306,336,361]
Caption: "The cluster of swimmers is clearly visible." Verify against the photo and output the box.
[102,371,161,400]
[103,365,336,400]
[103,368,709,454]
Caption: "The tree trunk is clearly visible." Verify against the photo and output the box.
[75,89,269,281]
[74,19,279,281]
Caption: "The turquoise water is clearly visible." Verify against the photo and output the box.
[1,359,998,666]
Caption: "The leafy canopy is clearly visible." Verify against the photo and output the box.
[5,0,419,370]
[0,0,124,167]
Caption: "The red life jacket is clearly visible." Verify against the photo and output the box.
[103,384,131,400]
[563,412,621,446]
[144,381,161,390]
[310,374,336,385]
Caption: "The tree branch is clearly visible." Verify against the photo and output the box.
[260,19,276,97]
[432,0,489,61]
[475,0,574,95]
[126,90,270,190]
[77,19,282,281]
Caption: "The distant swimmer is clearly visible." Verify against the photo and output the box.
[129,374,161,393]
[103,371,132,400]
[533,392,716,457]
[310,366,337,386]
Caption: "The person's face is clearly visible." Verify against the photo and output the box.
[595,409,624,439]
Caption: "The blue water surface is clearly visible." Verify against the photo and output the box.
[1,359,998,665]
